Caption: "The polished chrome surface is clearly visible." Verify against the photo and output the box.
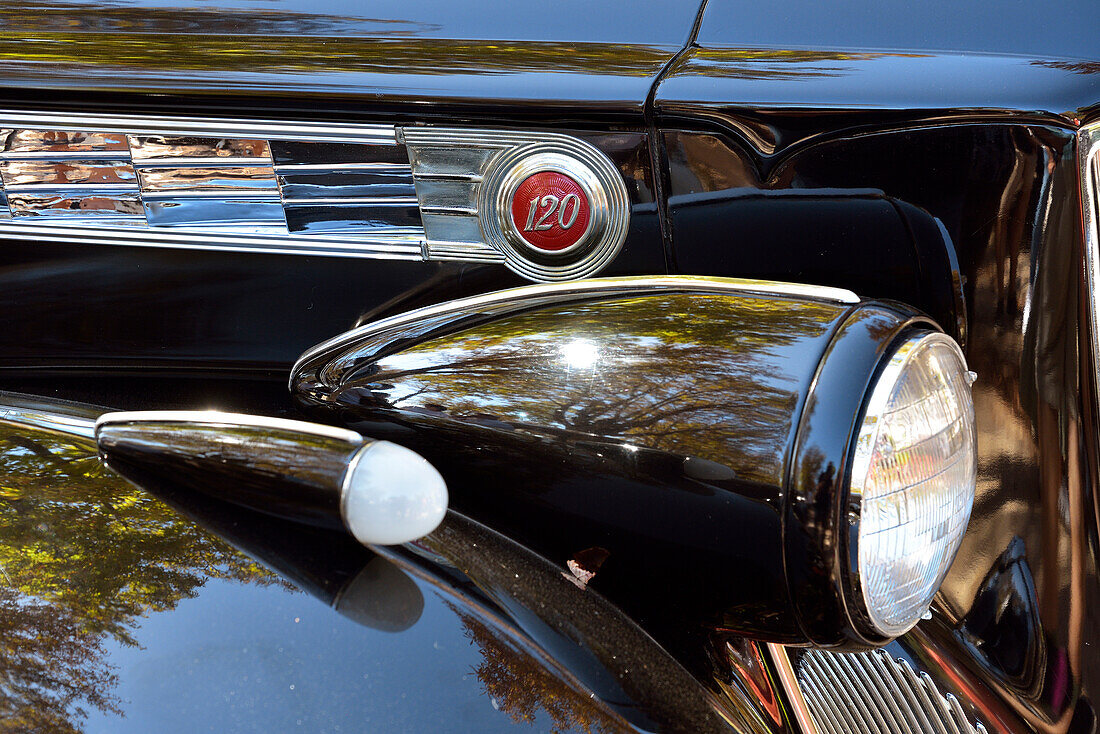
[2,128,129,153]
[1080,122,1100,413]
[0,391,101,439]
[797,649,988,734]
[292,275,860,389]
[141,195,287,229]
[0,117,425,254]
[764,644,820,734]
[0,219,423,258]
[128,136,271,162]
[0,113,638,277]
[403,127,630,281]
[135,166,279,192]
[5,190,145,218]
[0,111,398,144]
[0,159,138,186]
[95,410,364,443]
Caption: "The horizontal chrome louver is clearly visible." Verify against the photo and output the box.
[798,649,988,734]
[0,119,434,261]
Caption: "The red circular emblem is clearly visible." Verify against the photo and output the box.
[509,171,591,252]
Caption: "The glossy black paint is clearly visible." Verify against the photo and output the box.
[0,421,642,733]
[0,0,702,123]
[82,425,753,732]
[696,0,1100,63]
[0,0,1097,731]
[652,87,1098,727]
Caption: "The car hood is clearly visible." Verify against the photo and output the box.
[0,0,703,116]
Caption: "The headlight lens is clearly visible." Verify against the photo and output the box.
[851,331,976,637]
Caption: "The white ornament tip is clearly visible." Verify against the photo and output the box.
[342,440,448,546]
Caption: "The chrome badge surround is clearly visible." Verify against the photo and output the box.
[0,113,633,282]
[403,127,630,282]
[491,151,599,258]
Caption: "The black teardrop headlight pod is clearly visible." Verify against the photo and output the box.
[291,276,976,648]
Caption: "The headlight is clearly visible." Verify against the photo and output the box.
[850,332,977,636]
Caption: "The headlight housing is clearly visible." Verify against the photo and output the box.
[849,332,977,637]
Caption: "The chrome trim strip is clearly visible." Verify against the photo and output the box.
[1,128,127,153]
[274,162,410,172]
[0,159,137,187]
[0,408,97,439]
[291,275,861,386]
[412,172,483,182]
[3,183,140,194]
[7,191,145,217]
[763,644,820,734]
[139,189,281,200]
[419,205,479,216]
[0,111,398,145]
[1080,122,1100,413]
[95,409,364,443]
[0,392,105,439]
[0,220,423,259]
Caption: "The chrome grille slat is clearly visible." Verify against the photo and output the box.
[0,159,137,188]
[866,647,925,734]
[6,190,144,217]
[801,677,845,734]
[835,649,893,733]
[854,647,918,734]
[133,157,275,168]
[798,649,987,734]
[809,653,881,732]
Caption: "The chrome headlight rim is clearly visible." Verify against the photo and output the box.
[784,305,973,649]
[842,329,977,639]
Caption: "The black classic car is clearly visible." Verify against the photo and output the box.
[0,1,1098,732]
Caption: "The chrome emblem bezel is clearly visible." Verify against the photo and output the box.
[479,139,629,282]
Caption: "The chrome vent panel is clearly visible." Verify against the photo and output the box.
[0,118,430,260]
[0,113,640,280]
[798,649,988,734]
[0,117,506,269]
